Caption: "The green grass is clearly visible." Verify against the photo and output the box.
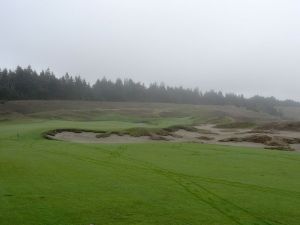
[1,118,300,225]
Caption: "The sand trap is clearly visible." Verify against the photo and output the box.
[195,124,300,151]
[291,144,300,151]
[173,129,202,139]
[49,130,266,148]
[54,131,153,143]
[48,124,300,151]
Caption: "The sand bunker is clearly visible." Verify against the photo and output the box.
[46,124,300,151]
[53,131,156,143]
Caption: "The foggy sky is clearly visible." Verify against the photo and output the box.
[1,0,300,100]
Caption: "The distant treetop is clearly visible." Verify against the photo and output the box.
[0,66,299,116]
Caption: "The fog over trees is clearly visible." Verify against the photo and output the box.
[0,66,299,115]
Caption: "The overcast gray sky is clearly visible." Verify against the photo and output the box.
[1,0,300,100]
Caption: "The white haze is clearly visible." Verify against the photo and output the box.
[1,0,300,100]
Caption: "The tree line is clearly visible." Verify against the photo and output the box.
[0,66,299,115]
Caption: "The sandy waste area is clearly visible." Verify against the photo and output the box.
[48,124,300,151]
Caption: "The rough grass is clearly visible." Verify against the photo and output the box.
[0,100,281,123]
[278,106,300,120]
